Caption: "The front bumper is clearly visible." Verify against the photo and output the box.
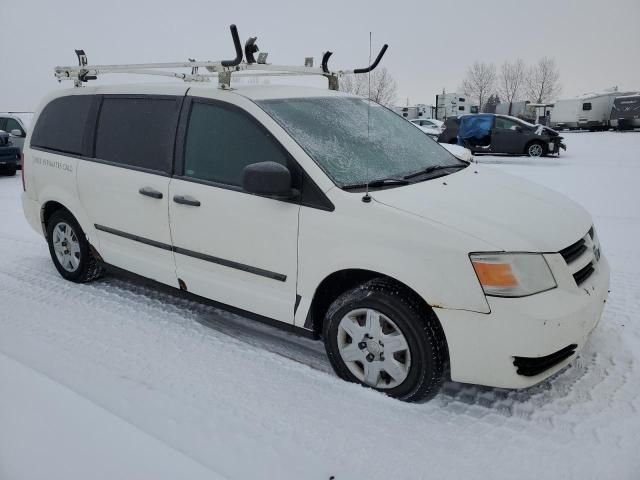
[437,254,610,389]
[0,156,20,168]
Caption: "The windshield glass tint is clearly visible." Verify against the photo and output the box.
[258,97,462,186]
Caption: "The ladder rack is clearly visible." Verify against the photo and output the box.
[54,24,389,91]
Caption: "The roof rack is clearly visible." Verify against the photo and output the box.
[54,24,388,91]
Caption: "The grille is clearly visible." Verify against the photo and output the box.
[559,238,587,264]
[573,262,595,286]
[558,227,599,286]
[513,344,578,376]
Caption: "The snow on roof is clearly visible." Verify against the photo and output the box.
[614,93,640,100]
[573,89,637,100]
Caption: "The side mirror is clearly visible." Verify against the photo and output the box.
[10,129,23,137]
[242,161,298,199]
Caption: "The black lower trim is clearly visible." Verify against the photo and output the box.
[103,263,317,339]
[95,224,286,282]
[173,247,286,282]
[94,224,172,251]
[513,344,578,377]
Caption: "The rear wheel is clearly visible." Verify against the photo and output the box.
[526,141,546,157]
[323,278,447,402]
[46,209,104,283]
[0,167,16,176]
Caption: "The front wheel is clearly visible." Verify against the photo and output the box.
[0,167,16,176]
[526,141,546,157]
[323,279,447,402]
[46,209,104,283]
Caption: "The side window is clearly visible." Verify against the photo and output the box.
[582,102,592,111]
[183,101,289,187]
[31,95,94,155]
[5,118,24,135]
[495,117,520,130]
[95,96,180,173]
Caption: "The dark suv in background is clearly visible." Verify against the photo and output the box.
[438,114,566,157]
[0,131,20,176]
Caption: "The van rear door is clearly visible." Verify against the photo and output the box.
[77,94,183,287]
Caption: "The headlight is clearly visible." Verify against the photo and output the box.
[470,253,556,297]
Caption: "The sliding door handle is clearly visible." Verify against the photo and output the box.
[173,195,201,207]
[139,187,163,199]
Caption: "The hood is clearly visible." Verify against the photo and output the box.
[441,144,473,162]
[372,166,591,252]
[533,124,561,137]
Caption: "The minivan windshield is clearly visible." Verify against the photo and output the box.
[258,96,464,188]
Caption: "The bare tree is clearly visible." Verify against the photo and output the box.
[498,59,526,114]
[461,61,496,111]
[340,67,398,106]
[525,57,561,103]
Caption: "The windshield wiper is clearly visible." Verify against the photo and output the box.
[342,177,410,190]
[403,163,467,180]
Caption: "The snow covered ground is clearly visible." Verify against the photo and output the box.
[1,131,639,479]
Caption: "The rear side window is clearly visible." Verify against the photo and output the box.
[183,101,288,187]
[31,95,93,155]
[95,97,181,173]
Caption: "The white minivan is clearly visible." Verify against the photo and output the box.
[22,83,609,401]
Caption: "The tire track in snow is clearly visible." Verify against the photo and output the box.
[0,233,637,433]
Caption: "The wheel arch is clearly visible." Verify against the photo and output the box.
[39,198,97,253]
[304,268,448,349]
[41,200,69,233]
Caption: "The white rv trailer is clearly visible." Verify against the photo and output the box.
[550,88,634,130]
[393,104,434,120]
[435,93,478,120]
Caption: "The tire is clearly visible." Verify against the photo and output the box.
[46,209,104,283]
[526,141,546,157]
[0,167,16,176]
[323,278,447,402]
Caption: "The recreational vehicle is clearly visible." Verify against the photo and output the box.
[550,89,633,131]
[393,104,433,120]
[495,101,536,123]
[435,93,478,120]
[610,94,640,130]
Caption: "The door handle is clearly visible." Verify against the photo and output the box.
[139,187,163,199]
[173,195,201,207]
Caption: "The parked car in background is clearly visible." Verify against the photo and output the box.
[0,113,30,162]
[610,94,640,130]
[438,114,566,157]
[410,118,444,138]
[0,130,21,176]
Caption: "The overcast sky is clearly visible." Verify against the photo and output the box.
[1,0,638,111]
